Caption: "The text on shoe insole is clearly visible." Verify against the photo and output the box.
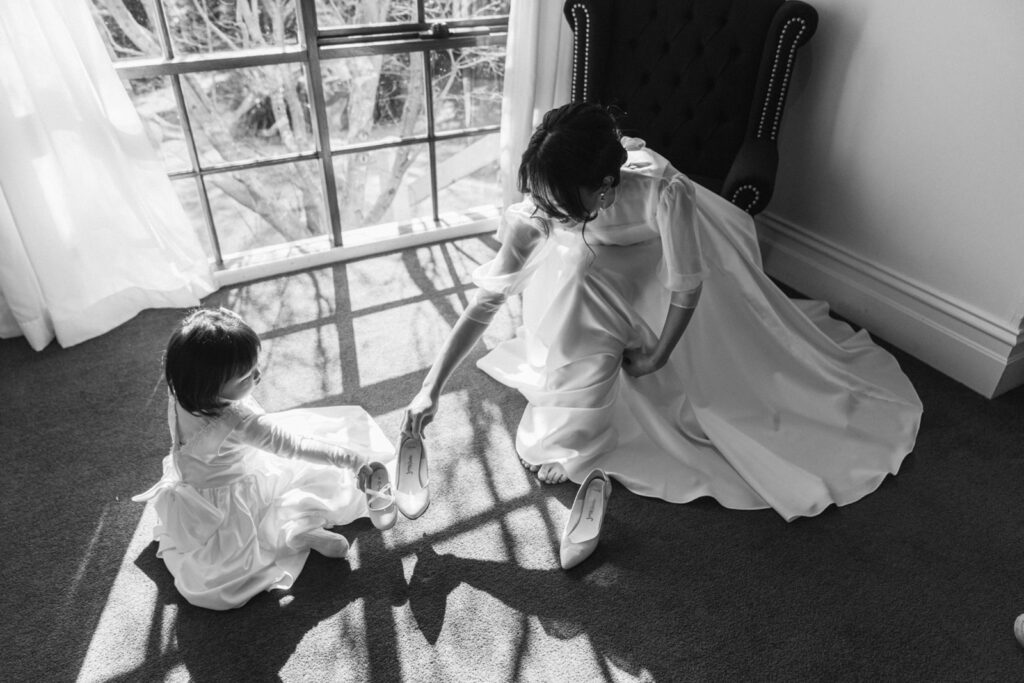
[568,481,606,543]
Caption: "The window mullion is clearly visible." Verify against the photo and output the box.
[150,0,173,60]
[152,0,223,266]
[298,0,343,247]
[423,46,440,223]
[171,76,224,268]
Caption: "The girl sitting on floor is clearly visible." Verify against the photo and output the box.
[134,307,396,610]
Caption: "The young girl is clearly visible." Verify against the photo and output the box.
[134,307,396,610]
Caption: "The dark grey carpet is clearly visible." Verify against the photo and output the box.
[2,235,1023,681]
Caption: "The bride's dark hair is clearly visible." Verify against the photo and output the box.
[517,102,628,224]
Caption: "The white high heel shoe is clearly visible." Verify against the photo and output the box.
[395,432,430,519]
[559,469,612,570]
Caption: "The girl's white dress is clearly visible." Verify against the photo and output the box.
[133,395,393,610]
[472,139,922,521]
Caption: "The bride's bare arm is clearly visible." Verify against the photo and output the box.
[623,283,702,378]
[404,310,493,435]
[404,215,545,435]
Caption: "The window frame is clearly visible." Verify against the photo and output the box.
[108,0,508,285]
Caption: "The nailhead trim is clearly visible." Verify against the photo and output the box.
[569,3,591,101]
[757,17,807,140]
[733,184,760,212]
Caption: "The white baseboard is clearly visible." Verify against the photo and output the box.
[756,213,1024,398]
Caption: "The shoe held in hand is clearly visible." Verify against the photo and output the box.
[395,433,430,519]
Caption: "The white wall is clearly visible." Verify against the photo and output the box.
[757,0,1024,397]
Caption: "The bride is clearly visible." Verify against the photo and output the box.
[402,102,921,525]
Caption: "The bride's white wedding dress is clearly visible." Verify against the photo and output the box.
[472,139,922,521]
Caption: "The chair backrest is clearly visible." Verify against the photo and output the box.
[564,0,817,211]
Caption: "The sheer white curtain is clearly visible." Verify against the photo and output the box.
[499,0,574,206]
[0,0,214,351]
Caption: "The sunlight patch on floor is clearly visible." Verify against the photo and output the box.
[65,504,109,609]
[76,504,173,682]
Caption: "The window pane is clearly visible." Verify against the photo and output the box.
[435,134,500,216]
[160,0,298,55]
[333,144,431,230]
[431,45,504,133]
[172,177,215,259]
[315,0,416,28]
[426,0,511,21]
[180,65,314,166]
[89,0,163,61]
[206,161,327,255]
[322,53,427,149]
[121,76,191,173]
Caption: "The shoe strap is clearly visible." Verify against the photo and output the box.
[365,483,394,505]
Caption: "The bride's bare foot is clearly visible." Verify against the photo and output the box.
[536,462,569,484]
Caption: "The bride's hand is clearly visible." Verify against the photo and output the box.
[622,347,664,378]
[403,388,439,437]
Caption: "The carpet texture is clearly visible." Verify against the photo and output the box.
[2,234,1023,681]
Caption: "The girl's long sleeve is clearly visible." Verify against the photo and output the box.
[234,414,367,471]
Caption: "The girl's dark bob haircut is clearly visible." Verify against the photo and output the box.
[165,307,261,416]
[517,102,628,224]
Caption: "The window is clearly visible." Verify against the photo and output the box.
[89,0,508,282]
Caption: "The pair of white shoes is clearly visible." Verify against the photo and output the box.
[359,432,431,531]
[308,435,431,555]
[331,446,610,571]
[559,469,612,570]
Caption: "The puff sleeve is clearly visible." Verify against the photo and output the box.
[656,173,708,307]
[464,202,549,324]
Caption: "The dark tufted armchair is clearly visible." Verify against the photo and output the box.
[563,0,817,215]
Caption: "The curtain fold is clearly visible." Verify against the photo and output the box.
[0,0,214,351]
[499,0,574,206]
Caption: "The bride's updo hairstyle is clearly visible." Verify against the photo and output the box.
[165,307,261,416]
[518,102,628,224]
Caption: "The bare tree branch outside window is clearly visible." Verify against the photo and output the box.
[89,0,507,266]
